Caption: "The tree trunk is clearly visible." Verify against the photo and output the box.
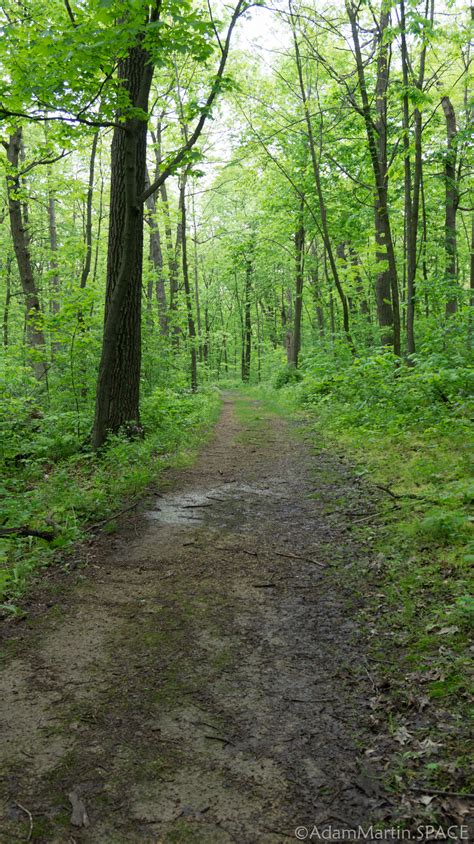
[5,129,47,381]
[47,192,60,315]
[400,0,429,357]
[242,259,252,381]
[2,256,12,348]
[289,200,305,367]
[145,170,168,336]
[290,12,355,354]
[92,40,154,448]
[80,131,99,290]
[441,96,458,315]
[347,1,401,354]
[180,177,198,391]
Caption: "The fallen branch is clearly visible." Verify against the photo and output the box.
[375,484,426,501]
[273,549,326,568]
[0,526,56,541]
[85,500,144,533]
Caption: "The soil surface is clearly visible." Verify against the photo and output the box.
[0,394,399,843]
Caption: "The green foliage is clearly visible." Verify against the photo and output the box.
[0,387,220,605]
[273,365,303,389]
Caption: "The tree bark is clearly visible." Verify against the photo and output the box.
[441,96,458,315]
[289,199,305,367]
[92,38,154,448]
[5,128,47,381]
[242,258,252,381]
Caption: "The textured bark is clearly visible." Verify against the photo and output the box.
[92,39,154,448]
[5,129,47,380]
[441,96,458,315]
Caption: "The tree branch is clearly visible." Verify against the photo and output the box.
[141,0,247,204]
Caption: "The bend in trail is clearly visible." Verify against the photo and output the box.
[0,393,396,843]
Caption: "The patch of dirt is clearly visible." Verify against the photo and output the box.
[0,395,423,841]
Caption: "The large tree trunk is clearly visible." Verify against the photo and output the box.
[92,41,154,448]
[441,96,458,315]
[5,129,47,381]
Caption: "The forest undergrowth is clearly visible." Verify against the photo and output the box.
[259,346,473,799]
[0,385,220,607]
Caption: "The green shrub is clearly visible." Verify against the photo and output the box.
[273,366,303,389]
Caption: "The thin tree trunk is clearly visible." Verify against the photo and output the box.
[145,169,168,336]
[180,177,198,391]
[290,8,355,354]
[47,191,60,315]
[400,0,414,356]
[347,1,401,354]
[441,96,458,315]
[242,259,252,381]
[80,131,99,290]
[2,257,12,348]
[5,129,47,381]
[468,215,474,348]
[289,199,305,367]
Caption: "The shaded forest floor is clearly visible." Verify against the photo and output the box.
[0,394,472,842]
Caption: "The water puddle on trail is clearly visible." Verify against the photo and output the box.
[145,481,289,528]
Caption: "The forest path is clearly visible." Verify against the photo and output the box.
[0,393,395,843]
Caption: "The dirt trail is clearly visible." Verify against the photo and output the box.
[0,394,396,843]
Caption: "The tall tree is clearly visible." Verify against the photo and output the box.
[4,129,47,381]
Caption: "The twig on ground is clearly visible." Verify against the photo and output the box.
[86,500,144,532]
[0,526,56,541]
[204,734,235,746]
[13,801,33,841]
[273,550,326,567]
[252,583,278,588]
